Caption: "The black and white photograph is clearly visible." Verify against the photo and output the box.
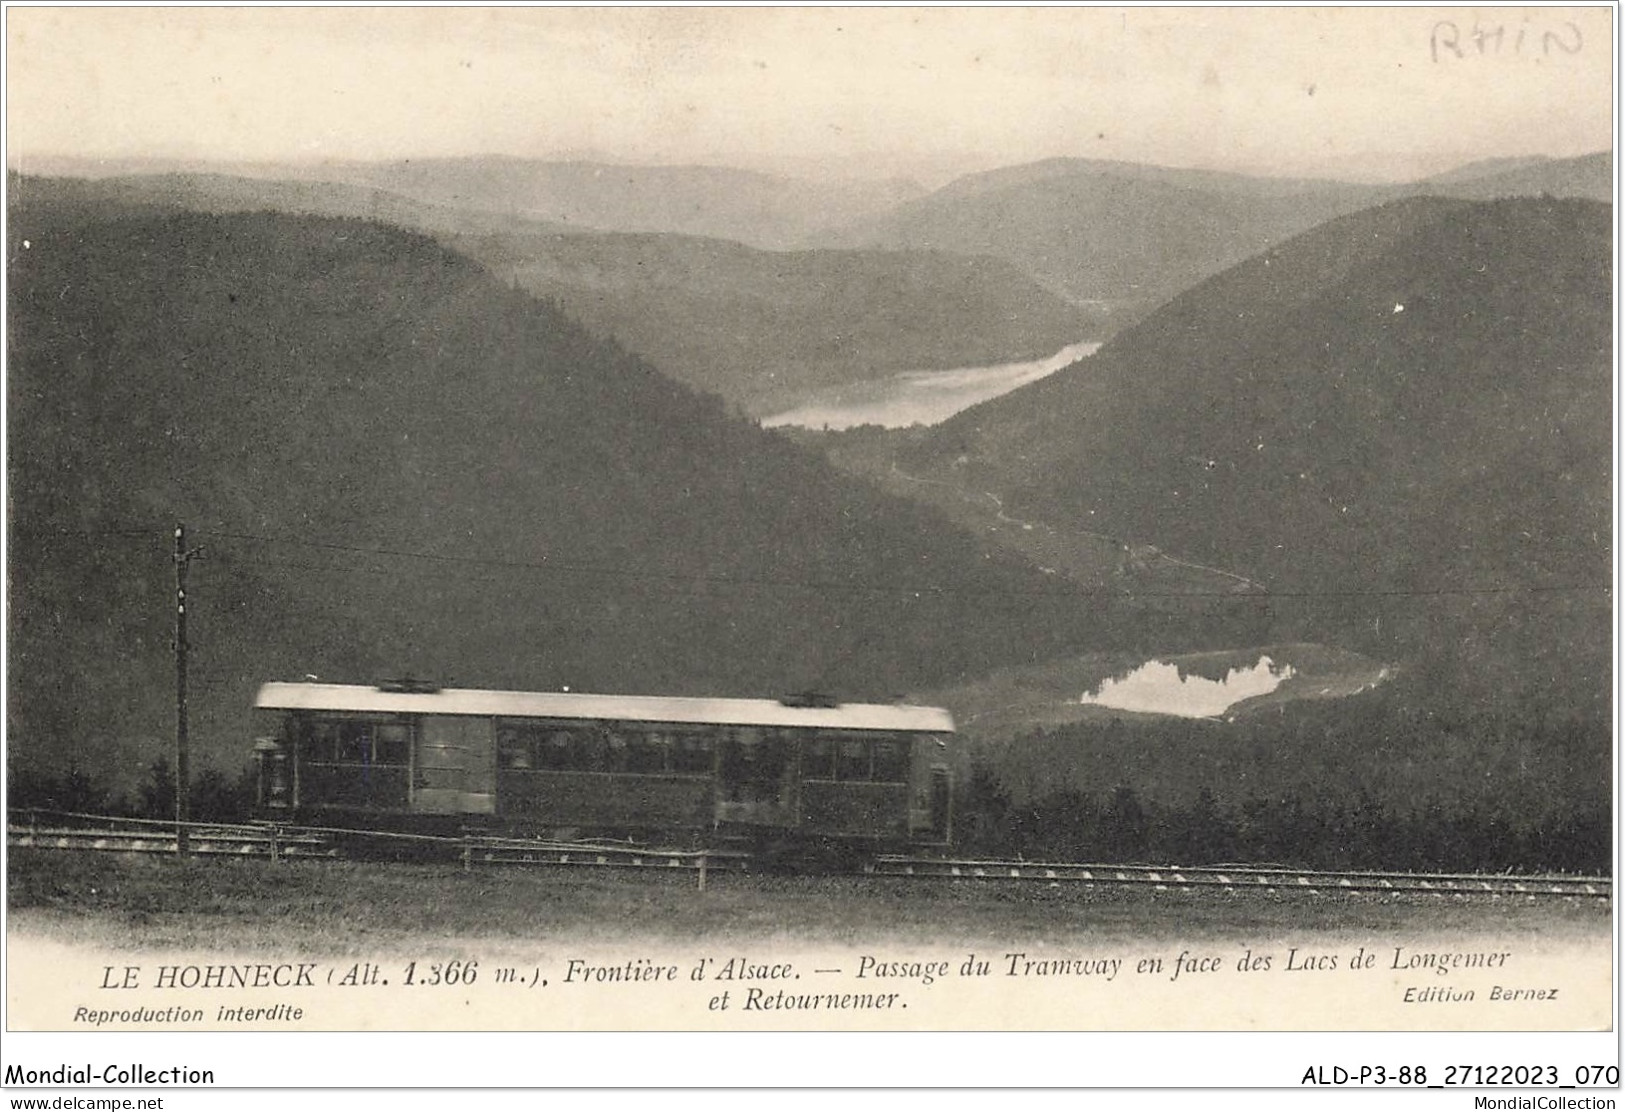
[1,3,1617,1097]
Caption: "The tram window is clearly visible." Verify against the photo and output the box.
[539,730,576,771]
[335,722,370,763]
[604,731,631,773]
[672,734,712,774]
[836,738,870,781]
[501,724,680,773]
[805,735,836,779]
[754,738,788,783]
[872,737,909,783]
[301,720,338,763]
[375,724,411,766]
[576,731,609,772]
[498,727,531,769]
[625,731,670,774]
[299,719,411,765]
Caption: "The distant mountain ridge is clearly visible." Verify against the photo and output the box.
[15,154,925,250]
[21,148,1607,353]
[1420,155,1557,185]
[1415,150,1612,200]
[820,165,1382,304]
[336,157,927,247]
[817,151,1611,307]
[930,156,1385,201]
[7,171,572,237]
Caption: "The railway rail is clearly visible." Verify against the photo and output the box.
[7,815,1611,901]
[6,813,749,877]
[865,855,1611,899]
[8,819,338,861]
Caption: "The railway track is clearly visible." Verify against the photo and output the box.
[8,821,338,860]
[7,818,1611,900]
[865,855,1612,900]
[6,817,748,875]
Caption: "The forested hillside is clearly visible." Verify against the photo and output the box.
[906,197,1612,714]
[17,173,1100,417]
[7,195,1123,788]
[452,231,1097,412]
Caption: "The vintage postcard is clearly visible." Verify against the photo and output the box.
[2,4,1616,1094]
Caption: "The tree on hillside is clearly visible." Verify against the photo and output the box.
[190,766,255,823]
[1156,787,1237,865]
[6,761,118,816]
[137,757,175,821]
[1098,785,1149,861]
[957,760,1012,853]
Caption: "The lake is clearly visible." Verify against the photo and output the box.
[1080,655,1297,719]
[762,340,1101,430]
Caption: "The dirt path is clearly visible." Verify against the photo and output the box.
[887,460,1266,591]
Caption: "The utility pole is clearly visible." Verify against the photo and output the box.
[173,524,203,857]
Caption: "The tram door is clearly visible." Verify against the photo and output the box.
[414,716,496,815]
[714,728,795,826]
[927,766,952,843]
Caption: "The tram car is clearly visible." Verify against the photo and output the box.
[252,680,957,854]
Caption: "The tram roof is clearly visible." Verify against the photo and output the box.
[255,682,954,733]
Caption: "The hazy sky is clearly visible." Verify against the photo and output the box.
[6,6,1615,182]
